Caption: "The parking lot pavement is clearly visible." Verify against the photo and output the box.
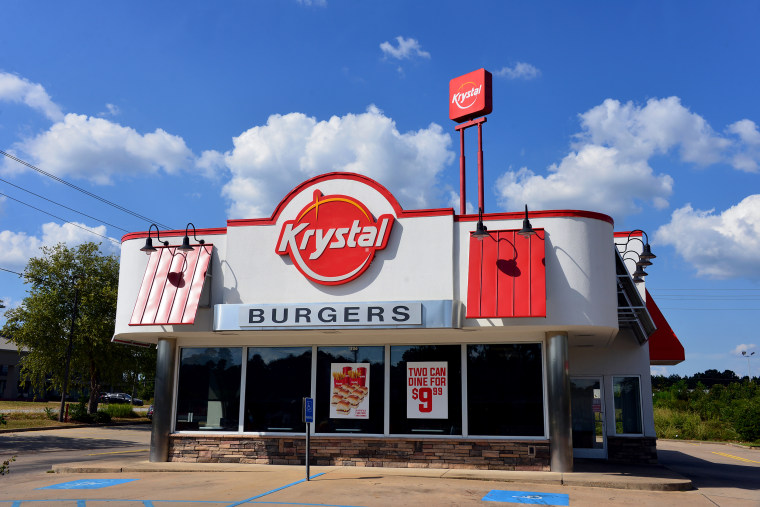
[0,469,719,507]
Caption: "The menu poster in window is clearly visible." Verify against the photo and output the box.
[407,361,448,419]
[329,363,370,419]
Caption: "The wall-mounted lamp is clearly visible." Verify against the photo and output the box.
[518,204,536,237]
[178,222,205,251]
[621,229,656,283]
[140,224,168,255]
[472,207,489,240]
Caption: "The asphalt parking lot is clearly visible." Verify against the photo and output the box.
[1,425,759,506]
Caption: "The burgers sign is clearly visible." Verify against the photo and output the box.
[276,189,395,285]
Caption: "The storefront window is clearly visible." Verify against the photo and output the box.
[613,376,642,434]
[316,346,384,434]
[176,347,242,431]
[244,347,311,432]
[390,345,461,435]
[467,344,545,436]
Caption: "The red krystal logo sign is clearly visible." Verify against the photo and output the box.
[449,68,493,123]
[276,190,395,285]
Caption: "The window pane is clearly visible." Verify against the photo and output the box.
[390,345,461,435]
[613,376,642,434]
[245,347,311,432]
[467,344,544,436]
[316,346,384,434]
[176,348,242,431]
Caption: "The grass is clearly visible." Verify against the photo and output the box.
[654,406,743,442]
[0,400,149,431]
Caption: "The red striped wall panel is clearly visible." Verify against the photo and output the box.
[130,244,212,326]
[466,230,546,319]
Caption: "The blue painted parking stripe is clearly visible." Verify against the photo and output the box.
[225,473,326,507]
[37,478,138,490]
[482,490,569,505]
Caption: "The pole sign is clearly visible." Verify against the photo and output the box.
[449,68,492,123]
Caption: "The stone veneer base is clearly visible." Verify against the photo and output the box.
[168,435,551,471]
[607,436,658,464]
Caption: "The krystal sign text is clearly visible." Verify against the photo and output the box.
[276,189,395,285]
[449,68,493,123]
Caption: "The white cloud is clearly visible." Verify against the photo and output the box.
[10,113,196,184]
[98,103,120,117]
[297,0,326,6]
[494,97,759,220]
[727,119,760,172]
[731,344,757,355]
[379,36,430,61]
[0,72,64,121]
[222,105,453,218]
[654,195,760,279]
[0,222,118,269]
[496,145,673,217]
[650,366,668,376]
[495,62,541,80]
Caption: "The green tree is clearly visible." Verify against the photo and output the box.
[1,242,153,417]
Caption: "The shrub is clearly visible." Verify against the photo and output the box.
[731,399,760,442]
[93,411,112,424]
[43,407,57,421]
[69,401,93,423]
[102,403,138,418]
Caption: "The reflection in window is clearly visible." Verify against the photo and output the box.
[390,345,461,435]
[613,376,642,434]
[467,344,544,436]
[245,347,311,432]
[316,346,384,434]
[176,348,242,431]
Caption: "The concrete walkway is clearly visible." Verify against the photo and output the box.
[52,458,694,492]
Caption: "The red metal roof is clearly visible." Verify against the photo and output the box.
[130,245,212,326]
[646,289,685,365]
[466,229,546,318]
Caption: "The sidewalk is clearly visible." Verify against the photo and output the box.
[52,457,694,492]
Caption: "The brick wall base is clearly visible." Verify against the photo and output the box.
[606,436,658,464]
[168,435,550,470]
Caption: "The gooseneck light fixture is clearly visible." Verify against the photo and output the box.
[178,222,206,251]
[140,224,168,255]
[472,207,489,240]
[518,204,536,237]
[620,229,656,283]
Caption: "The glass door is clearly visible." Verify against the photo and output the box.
[570,377,606,458]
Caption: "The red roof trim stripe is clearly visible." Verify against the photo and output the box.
[457,210,614,225]
[646,289,685,365]
[121,227,227,244]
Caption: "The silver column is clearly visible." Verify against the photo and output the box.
[150,338,176,462]
[546,331,572,472]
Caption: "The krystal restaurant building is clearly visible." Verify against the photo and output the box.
[113,71,684,472]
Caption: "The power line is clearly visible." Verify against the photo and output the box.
[0,192,119,245]
[0,149,173,230]
[0,176,129,233]
[0,267,23,276]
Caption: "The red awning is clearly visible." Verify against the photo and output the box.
[466,229,546,318]
[130,245,212,326]
[646,289,685,365]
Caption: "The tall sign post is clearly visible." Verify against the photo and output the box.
[449,69,493,215]
[302,397,314,480]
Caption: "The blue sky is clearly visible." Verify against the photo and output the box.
[1,1,759,378]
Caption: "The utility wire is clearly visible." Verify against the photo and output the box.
[1,267,22,276]
[0,149,173,230]
[0,176,129,233]
[0,192,119,245]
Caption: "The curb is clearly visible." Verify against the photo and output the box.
[0,420,150,434]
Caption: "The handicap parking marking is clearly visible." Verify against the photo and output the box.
[482,489,569,505]
[37,478,138,490]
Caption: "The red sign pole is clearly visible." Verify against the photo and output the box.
[455,117,487,215]
[459,128,466,215]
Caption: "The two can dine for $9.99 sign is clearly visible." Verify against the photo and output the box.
[276,190,394,285]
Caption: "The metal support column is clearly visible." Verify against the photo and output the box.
[546,331,573,472]
[150,338,177,462]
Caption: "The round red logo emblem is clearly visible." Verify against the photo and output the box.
[276,190,395,285]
